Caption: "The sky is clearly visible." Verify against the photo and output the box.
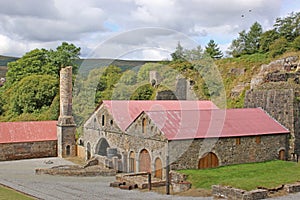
[0,0,299,60]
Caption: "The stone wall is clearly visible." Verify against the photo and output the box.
[82,105,167,177]
[244,89,300,155]
[169,134,288,170]
[212,185,268,200]
[0,140,57,161]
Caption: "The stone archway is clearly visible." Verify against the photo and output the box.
[154,157,163,179]
[95,138,110,156]
[198,152,219,169]
[139,149,151,172]
[87,142,91,160]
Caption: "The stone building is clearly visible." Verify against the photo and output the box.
[81,100,289,179]
[0,121,57,161]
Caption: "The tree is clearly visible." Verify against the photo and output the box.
[5,42,80,86]
[227,30,247,57]
[171,42,185,61]
[48,42,81,74]
[9,75,58,114]
[184,45,204,61]
[274,12,300,42]
[259,30,280,53]
[228,22,262,57]
[246,22,263,54]
[95,65,122,103]
[130,84,154,100]
[204,40,223,59]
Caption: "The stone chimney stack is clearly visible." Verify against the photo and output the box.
[57,66,76,158]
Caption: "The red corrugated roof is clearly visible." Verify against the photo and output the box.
[144,108,289,140]
[102,100,218,131]
[0,121,57,144]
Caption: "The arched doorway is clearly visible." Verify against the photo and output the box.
[198,152,219,169]
[95,138,110,156]
[139,149,151,172]
[129,151,136,173]
[154,158,162,179]
[87,143,91,160]
[279,149,285,160]
[66,145,71,156]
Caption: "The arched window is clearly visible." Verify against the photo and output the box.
[87,143,91,160]
[154,157,162,179]
[129,151,136,173]
[142,118,147,134]
[102,115,105,126]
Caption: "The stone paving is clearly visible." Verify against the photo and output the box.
[1,157,300,200]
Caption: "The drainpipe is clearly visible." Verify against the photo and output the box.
[166,140,170,195]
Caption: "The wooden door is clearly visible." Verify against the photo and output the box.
[198,152,219,169]
[139,149,151,172]
[279,150,285,160]
[154,158,162,179]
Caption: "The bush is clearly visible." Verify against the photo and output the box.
[130,84,154,100]
[269,37,289,58]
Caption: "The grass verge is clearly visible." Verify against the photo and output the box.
[0,184,34,200]
[179,160,300,191]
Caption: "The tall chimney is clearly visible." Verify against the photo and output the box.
[57,66,76,157]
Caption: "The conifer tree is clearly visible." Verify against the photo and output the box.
[204,40,223,59]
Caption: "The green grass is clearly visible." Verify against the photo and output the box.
[179,160,300,191]
[0,185,34,200]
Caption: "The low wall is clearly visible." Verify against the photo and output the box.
[0,140,57,161]
[212,185,268,200]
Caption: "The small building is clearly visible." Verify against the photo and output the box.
[82,100,289,179]
[0,121,57,161]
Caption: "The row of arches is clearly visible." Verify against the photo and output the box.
[129,149,163,179]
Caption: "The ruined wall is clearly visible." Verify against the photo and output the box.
[244,89,300,155]
[169,134,288,170]
[0,141,57,161]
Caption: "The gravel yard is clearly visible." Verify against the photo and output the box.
[0,157,300,200]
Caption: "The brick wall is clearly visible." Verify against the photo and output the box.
[0,140,57,161]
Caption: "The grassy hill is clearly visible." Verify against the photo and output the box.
[0,56,159,78]
[75,58,159,76]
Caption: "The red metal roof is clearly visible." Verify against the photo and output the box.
[102,100,218,131]
[0,121,57,144]
[144,108,289,140]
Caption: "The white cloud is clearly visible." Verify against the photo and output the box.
[0,0,296,59]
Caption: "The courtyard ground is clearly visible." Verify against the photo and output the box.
[0,157,299,200]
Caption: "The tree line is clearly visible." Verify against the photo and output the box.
[228,12,300,58]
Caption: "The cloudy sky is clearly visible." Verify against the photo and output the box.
[0,0,299,60]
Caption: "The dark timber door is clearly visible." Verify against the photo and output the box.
[198,152,219,169]
[279,150,285,160]
[139,149,151,172]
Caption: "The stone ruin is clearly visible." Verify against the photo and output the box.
[245,56,300,158]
